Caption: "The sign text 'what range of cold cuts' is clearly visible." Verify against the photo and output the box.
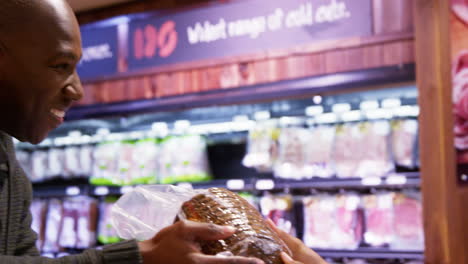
[127,0,372,72]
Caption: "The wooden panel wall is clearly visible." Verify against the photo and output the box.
[78,37,415,106]
[414,0,468,263]
[76,0,415,106]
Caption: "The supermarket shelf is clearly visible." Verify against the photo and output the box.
[32,172,420,197]
[273,172,421,190]
[315,248,424,260]
[44,248,424,260]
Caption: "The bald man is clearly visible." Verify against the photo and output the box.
[0,0,266,263]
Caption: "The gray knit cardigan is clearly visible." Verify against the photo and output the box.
[0,131,142,264]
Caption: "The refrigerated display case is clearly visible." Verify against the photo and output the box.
[14,0,468,263]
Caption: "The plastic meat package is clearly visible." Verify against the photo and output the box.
[47,148,65,179]
[98,197,121,244]
[303,195,336,249]
[333,123,363,178]
[391,192,424,250]
[63,146,81,177]
[391,119,419,169]
[158,135,211,184]
[274,128,307,179]
[117,140,137,185]
[79,145,94,176]
[91,141,121,185]
[303,194,362,250]
[132,138,159,184]
[112,185,291,264]
[334,194,363,249]
[302,126,335,178]
[30,150,49,182]
[362,193,395,247]
[30,199,47,251]
[354,121,393,178]
[58,196,98,249]
[42,199,63,253]
[243,122,280,172]
[260,194,296,237]
[334,122,393,178]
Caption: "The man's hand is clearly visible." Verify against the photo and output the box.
[138,220,265,264]
[266,219,327,264]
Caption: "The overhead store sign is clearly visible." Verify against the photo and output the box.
[77,26,119,80]
[127,0,372,72]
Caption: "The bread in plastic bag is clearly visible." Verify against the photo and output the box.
[111,185,290,264]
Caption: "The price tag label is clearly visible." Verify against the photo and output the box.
[66,186,80,196]
[94,186,110,196]
[227,179,245,190]
[120,186,134,194]
[386,174,407,185]
[361,177,382,186]
[255,179,275,190]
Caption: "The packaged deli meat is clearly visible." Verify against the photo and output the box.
[302,125,335,178]
[30,150,49,182]
[274,127,306,179]
[98,197,121,244]
[362,193,395,247]
[132,138,159,184]
[64,146,81,177]
[91,141,121,186]
[117,140,136,185]
[335,194,363,250]
[303,195,336,249]
[47,148,65,179]
[243,121,280,172]
[354,121,393,178]
[76,197,98,249]
[303,194,363,250]
[391,192,424,250]
[260,194,296,237]
[391,119,418,169]
[79,145,94,176]
[59,198,78,248]
[30,199,47,251]
[42,199,63,253]
[112,185,290,264]
[333,123,363,178]
[157,135,211,184]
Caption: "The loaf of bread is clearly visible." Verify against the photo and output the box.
[180,188,291,264]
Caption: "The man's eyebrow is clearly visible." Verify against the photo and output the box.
[54,51,81,61]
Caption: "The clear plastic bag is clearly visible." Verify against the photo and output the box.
[112,185,290,264]
[111,185,197,241]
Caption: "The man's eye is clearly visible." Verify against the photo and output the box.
[51,63,71,71]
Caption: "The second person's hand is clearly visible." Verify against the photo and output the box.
[266,219,328,264]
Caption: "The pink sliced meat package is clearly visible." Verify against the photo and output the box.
[42,199,64,253]
[333,123,363,178]
[302,126,335,178]
[354,121,393,178]
[391,192,425,250]
[260,194,296,237]
[391,119,418,169]
[303,195,337,249]
[274,127,307,180]
[362,193,395,247]
[334,194,363,250]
